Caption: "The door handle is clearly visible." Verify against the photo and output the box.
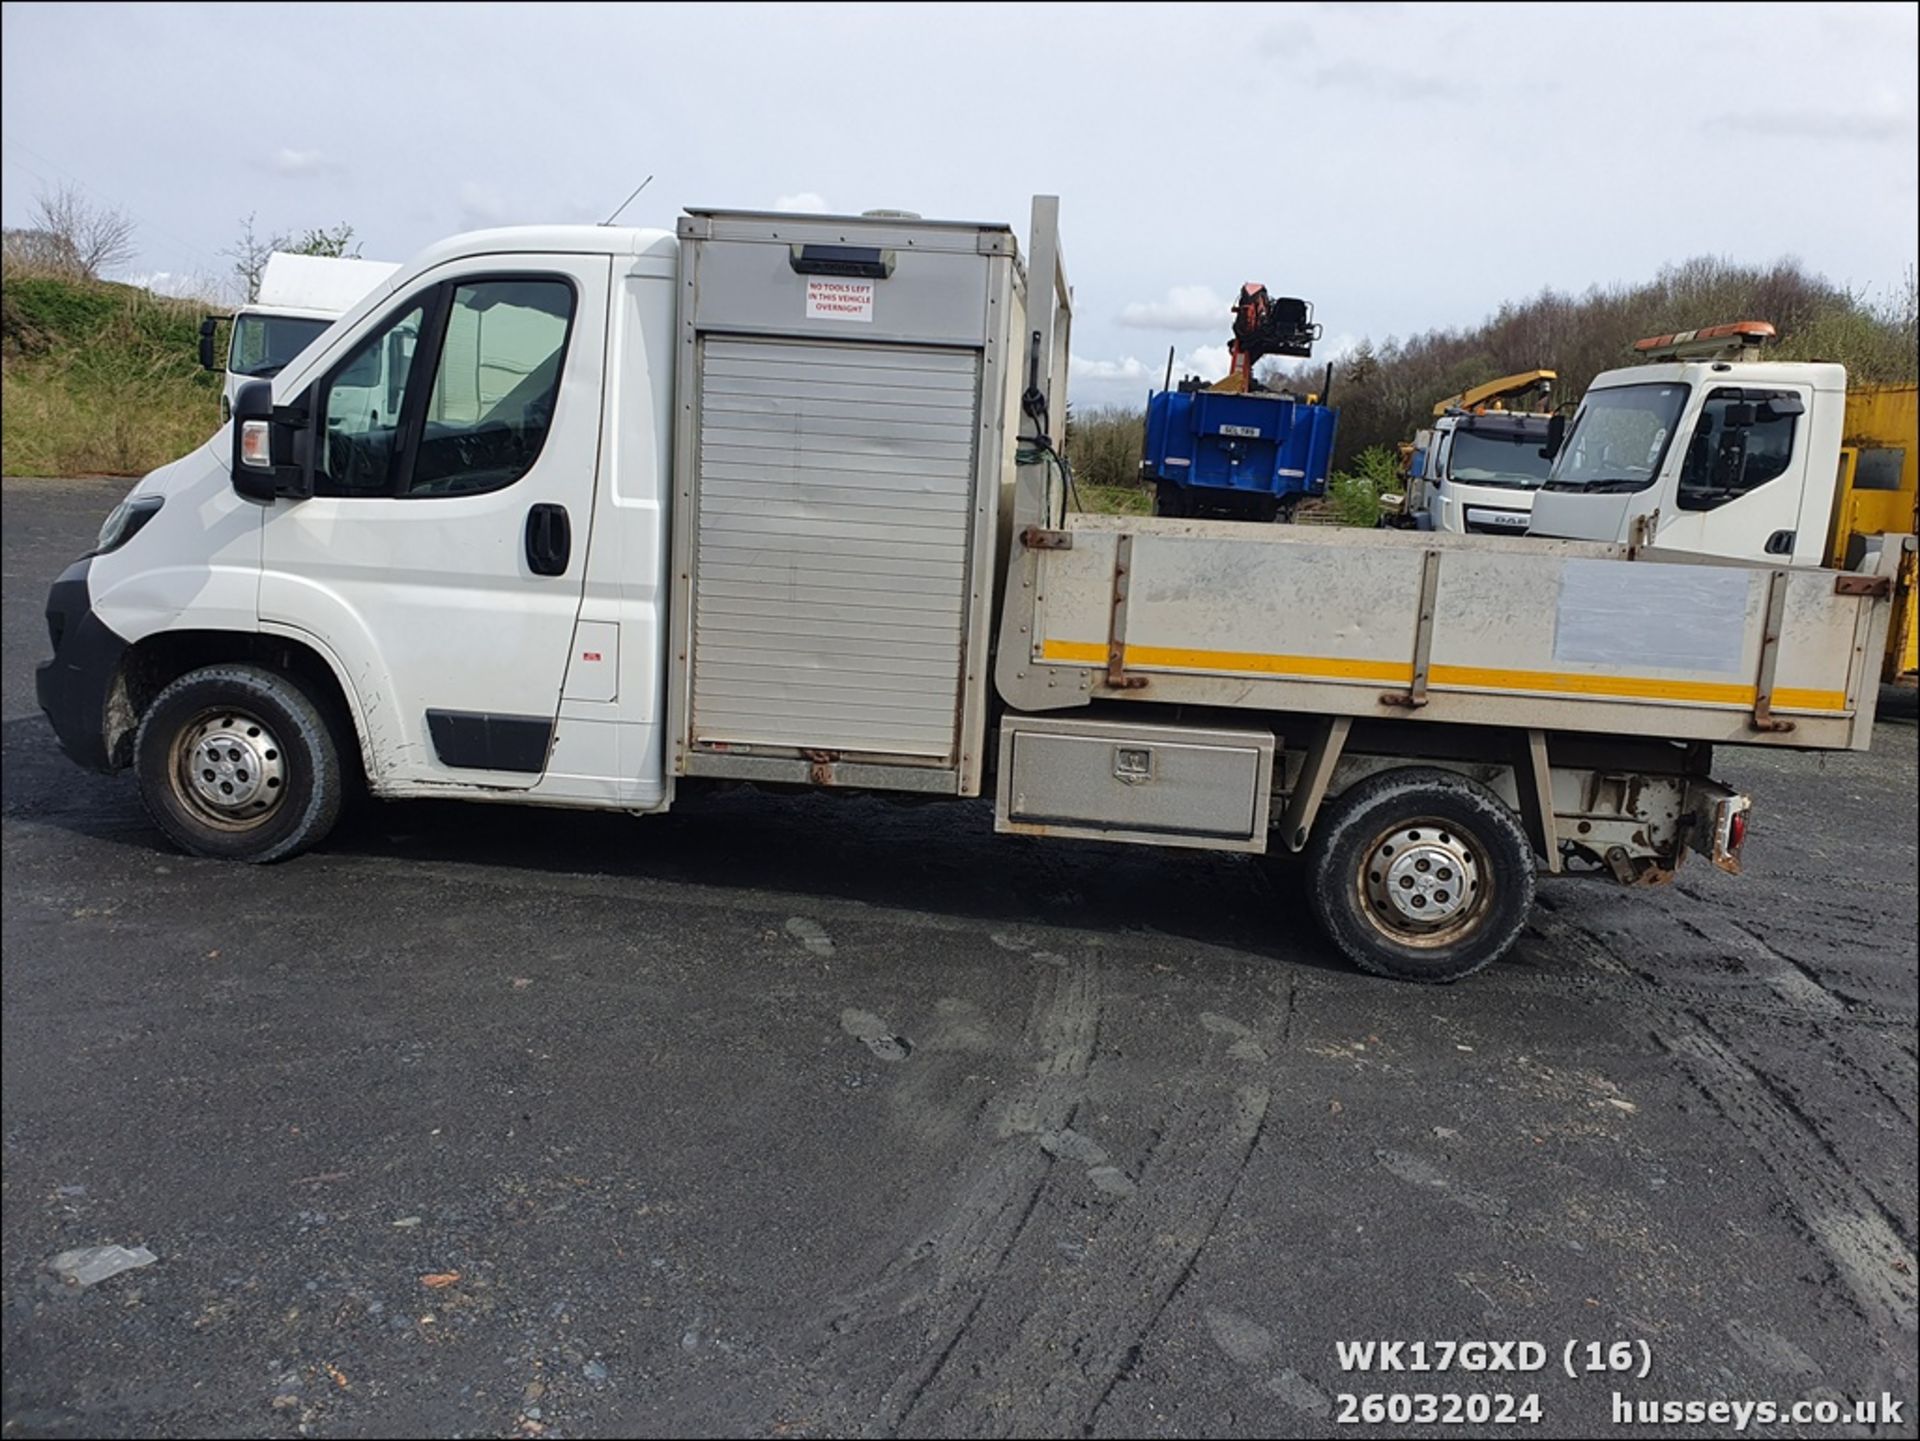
[526,503,571,576]
[1764,529,1796,556]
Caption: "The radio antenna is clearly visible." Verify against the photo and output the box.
[601,174,654,226]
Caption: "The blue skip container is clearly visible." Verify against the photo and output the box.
[1142,387,1339,521]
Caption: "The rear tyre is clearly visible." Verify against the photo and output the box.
[1305,768,1535,983]
[1153,481,1189,518]
[134,664,343,863]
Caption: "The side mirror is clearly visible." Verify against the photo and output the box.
[198,316,219,372]
[1722,401,1757,428]
[1758,395,1804,421]
[229,379,312,504]
[1539,411,1567,461]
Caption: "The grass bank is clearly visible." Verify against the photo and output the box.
[2,273,221,476]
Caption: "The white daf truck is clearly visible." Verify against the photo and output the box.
[39,200,1903,982]
[1402,371,1557,536]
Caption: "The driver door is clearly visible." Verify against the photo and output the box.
[259,254,609,789]
[1656,384,1813,564]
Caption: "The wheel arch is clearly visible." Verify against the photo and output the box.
[110,628,369,783]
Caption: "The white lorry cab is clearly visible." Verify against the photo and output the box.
[1402,372,1557,536]
[199,252,400,422]
[39,202,1906,983]
[1529,322,1849,567]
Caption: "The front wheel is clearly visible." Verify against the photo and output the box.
[1305,768,1535,982]
[134,664,344,862]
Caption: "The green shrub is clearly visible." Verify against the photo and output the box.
[1326,445,1400,527]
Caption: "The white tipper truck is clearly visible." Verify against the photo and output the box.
[199,252,400,422]
[40,201,1905,982]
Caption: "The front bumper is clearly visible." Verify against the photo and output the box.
[35,558,129,773]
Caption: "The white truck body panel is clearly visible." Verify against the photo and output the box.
[255,253,402,315]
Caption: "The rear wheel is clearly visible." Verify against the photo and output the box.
[1306,768,1535,982]
[134,664,343,862]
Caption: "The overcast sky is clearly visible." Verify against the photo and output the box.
[3,1,1915,406]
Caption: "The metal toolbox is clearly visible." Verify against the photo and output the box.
[996,714,1276,852]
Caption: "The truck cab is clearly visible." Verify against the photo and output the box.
[1529,323,1846,567]
[1402,370,1555,535]
[199,253,399,422]
[1406,410,1556,535]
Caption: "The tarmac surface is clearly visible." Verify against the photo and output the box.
[3,475,1916,1438]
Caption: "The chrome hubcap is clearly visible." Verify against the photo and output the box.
[1360,821,1486,943]
[177,711,286,824]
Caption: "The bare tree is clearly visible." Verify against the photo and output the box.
[223,215,364,301]
[29,185,136,278]
[222,212,275,301]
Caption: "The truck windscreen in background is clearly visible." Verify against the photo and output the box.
[1448,427,1555,488]
[229,314,332,378]
[1545,383,1690,493]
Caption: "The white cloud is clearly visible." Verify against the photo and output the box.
[774,192,831,212]
[1707,100,1910,144]
[1069,343,1236,404]
[270,147,342,177]
[1070,355,1154,383]
[1118,284,1231,332]
[126,270,221,302]
[458,181,510,227]
[1182,344,1232,380]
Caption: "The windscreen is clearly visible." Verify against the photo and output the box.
[1447,426,1554,488]
[228,313,332,379]
[1545,383,1690,493]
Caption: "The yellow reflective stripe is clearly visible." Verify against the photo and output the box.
[1773,686,1849,711]
[1428,664,1750,705]
[1037,640,1848,713]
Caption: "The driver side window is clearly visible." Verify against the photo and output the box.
[317,304,424,497]
[1678,388,1799,512]
[406,280,574,497]
[311,275,575,499]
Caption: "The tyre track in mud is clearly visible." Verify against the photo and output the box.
[1525,903,1919,1335]
[792,955,1287,1438]
[904,1084,1272,1438]
[795,953,1104,1435]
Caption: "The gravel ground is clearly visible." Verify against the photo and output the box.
[3,475,1915,1438]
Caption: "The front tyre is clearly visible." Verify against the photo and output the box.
[134,664,343,862]
[1306,768,1535,982]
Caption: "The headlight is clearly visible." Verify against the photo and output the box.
[95,495,164,555]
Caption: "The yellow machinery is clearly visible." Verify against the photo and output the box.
[1431,368,1556,417]
[1827,383,1918,682]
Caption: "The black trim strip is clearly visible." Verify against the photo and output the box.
[425,709,553,774]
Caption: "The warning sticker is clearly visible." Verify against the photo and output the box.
[805,277,874,322]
